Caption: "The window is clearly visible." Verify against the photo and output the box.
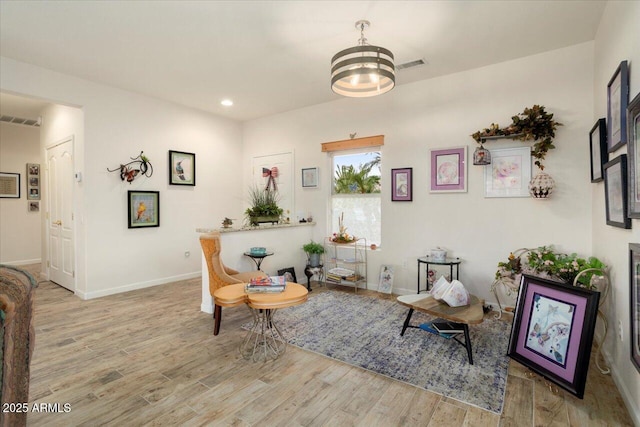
[331,150,381,246]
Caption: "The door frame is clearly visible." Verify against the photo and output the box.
[45,135,76,292]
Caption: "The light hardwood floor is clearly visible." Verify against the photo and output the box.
[22,267,633,426]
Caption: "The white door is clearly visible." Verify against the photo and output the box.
[47,138,75,290]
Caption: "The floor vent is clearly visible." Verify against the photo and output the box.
[396,58,426,70]
[0,115,41,127]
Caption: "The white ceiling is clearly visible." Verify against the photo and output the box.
[0,1,606,122]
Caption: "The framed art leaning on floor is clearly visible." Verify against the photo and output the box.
[507,274,599,398]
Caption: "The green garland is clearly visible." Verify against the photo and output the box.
[472,105,562,170]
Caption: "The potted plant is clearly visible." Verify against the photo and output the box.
[244,186,283,226]
[303,240,324,267]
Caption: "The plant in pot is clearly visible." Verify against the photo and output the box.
[244,186,283,226]
[303,241,324,267]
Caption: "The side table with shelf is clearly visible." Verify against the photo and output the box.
[417,256,461,294]
[324,237,367,292]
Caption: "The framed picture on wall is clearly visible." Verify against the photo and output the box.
[27,163,41,200]
[607,60,629,153]
[29,201,40,212]
[169,150,196,186]
[0,172,20,198]
[128,190,160,228]
[589,118,608,183]
[302,167,318,188]
[626,92,640,218]
[391,167,412,201]
[604,155,631,229]
[484,147,531,198]
[430,147,467,193]
[507,274,600,398]
[629,243,640,373]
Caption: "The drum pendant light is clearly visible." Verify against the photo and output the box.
[331,20,395,98]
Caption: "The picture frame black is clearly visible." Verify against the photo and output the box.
[169,150,196,186]
[507,274,600,399]
[604,155,631,229]
[607,60,629,153]
[128,190,160,228]
[589,118,608,183]
[391,167,412,201]
[626,92,640,218]
[629,243,640,373]
[277,267,297,284]
[0,172,20,198]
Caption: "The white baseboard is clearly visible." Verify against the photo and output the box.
[0,258,41,266]
[78,271,201,300]
[602,349,640,426]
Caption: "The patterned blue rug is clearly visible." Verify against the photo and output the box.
[272,291,510,414]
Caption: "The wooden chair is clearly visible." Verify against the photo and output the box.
[199,232,266,335]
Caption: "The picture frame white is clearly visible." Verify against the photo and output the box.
[378,265,394,294]
[484,147,532,198]
[430,146,467,193]
[302,167,319,188]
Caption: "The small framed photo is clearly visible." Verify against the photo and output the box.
[0,172,20,198]
[378,265,394,294]
[430,147,467,193]
[484,147,532,198]
[507,274,600,399]
[29,201,40,212]
[604,154,631,229]
[589,118,608,183]
[629,243,640,373]
[391,167,412,201]
[626,92,640,218]
[607,60,629,153]
[169,150,196,186]
[128,190,160,228]
[277,267,297,283]
[27,163,40,176]
[302,167,318,188]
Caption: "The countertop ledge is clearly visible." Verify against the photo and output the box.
[197,222,316,234]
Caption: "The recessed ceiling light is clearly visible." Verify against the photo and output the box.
[221,99,233,106]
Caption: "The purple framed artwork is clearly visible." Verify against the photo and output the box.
[391,167,412,201]
[607,60,629,153]
[507,274,599,398]
[430,146,467,193]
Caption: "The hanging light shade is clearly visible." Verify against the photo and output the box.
[331,20,395,98]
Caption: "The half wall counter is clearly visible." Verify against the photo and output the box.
[197,222,316,313]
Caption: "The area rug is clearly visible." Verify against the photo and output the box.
[266,291,510,414]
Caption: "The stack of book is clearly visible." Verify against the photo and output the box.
[326,267,357,284]
[418,318,464,338]
[245,276,286,293]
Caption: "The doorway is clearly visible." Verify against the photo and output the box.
[46,137,75,291]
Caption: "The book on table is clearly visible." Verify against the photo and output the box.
[418,320,456,339]
[245,276,286,293]
[432,320,465,334]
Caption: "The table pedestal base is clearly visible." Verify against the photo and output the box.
[240,308,286,362]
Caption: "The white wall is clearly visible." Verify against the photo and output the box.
[243,42,594,301]
[1,57,244,298]
[592,1,640,424]
[0,122,41,264]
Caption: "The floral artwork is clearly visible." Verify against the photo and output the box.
[491,156,521,189]
[436,154,460,185]
[169,150,195,186]
[484,147,531,197]
[430,147,467,193]
[526,294,574,367]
